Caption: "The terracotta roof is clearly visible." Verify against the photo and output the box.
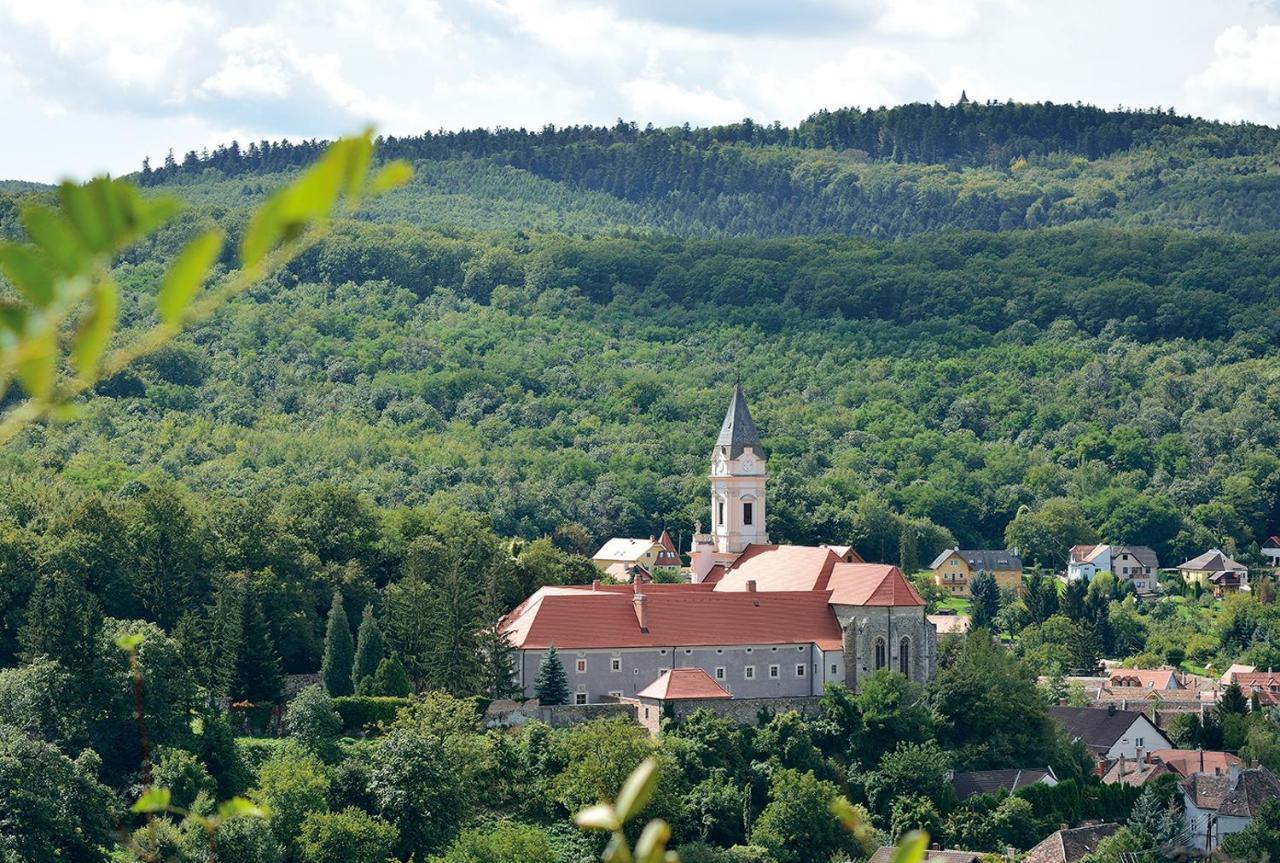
[1230,672,1280,705]
[1103,758,1174,787]
[636,668,731,701]
[594,537,659,563]
[827,563,925,607]
[1221,663,1257,685]
[702,564,725,585]
[1048,706,1170,754]
[1177,548,1246,572]
[714,543,842,592]
[1107,669,1179,690]
[1264,536,1280,550]
[655,530,681,566]
[1023,824,1120,863]
[1149,749,1240,778]
[716,384,762,459]
[501,584,845,650]
[712,547,923,607]
[1070,544,1104,564]
[951,767,1055,799]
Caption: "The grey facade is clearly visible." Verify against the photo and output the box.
[836,604,938,690]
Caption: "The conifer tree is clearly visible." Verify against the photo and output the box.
[351,604,385,693]
[18,572,102,684]
[322,591,355,697]
[236,590,283,703]
[479,616,518,700]
[534,645,569,705]
[368,653,412,697]
[384,573,433,688]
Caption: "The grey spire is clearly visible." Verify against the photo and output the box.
[716,383,761,459]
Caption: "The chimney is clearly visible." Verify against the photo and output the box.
[592,579,600,591]
[1229,763,1241,788]
[632,581,649,633]
[1118,755,1127,777]
[746,579,757,592]
[1137,746,1144,766]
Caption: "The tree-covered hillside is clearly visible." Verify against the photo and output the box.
[132,101,1280,238]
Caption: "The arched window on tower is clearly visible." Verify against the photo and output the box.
[874,637,886,670]
[899,637,910,675]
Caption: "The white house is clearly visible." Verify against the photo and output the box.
[1262,536,1280,568]
[1067,544,1158,590]
[1048,705,1171,762]
[1182,765,1280,854]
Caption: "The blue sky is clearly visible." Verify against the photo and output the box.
[1,0,1278,181]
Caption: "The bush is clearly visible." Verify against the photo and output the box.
[332,696,412,735]
[286,684,342,759]
[151,746,217,811]
[298,807,398,863]
[434,822,557,863]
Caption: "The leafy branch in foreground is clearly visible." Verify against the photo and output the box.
[574,757,676,863]
[118,631,268,862]
[0,131,412,446]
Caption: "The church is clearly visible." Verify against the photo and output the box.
[501,385,938,705]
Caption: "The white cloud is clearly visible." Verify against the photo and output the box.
[0,0,1277,181]
[1186,24,1280,121]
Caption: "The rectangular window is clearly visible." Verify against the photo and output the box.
[745,666,755,680]
[768,664,780,678]
[717,500,725,526]
[743,502,753,526]
[575,693,588,705]
[715,667,725,680]
[796,664,806,677]
[576,659,587,673]
[610,658,621,672]
[831,664,838,675]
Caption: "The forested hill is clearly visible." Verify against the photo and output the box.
[135,101,1280,238]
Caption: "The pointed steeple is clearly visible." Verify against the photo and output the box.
[716,384,761,459]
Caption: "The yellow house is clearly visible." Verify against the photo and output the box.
[930,548,1023,597]
[592,537,663,581]
[1176,548,1248,595]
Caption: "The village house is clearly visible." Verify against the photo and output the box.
[1262,536,1280,568]
[1103,749,1242,787]
[1183,765,1280,853]
[1048,705,1171,764]
[1177,549,1249,595]
[1022,824,1119,863]
[591,537,663,582]
[929,548,1021,597]
[1227,670,1280,708]
[1067,544,1159,590]
[502,386,938,706]
[949,767,1057,800]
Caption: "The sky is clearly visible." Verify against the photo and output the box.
[1,0,1278,182]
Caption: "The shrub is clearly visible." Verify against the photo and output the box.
[332,696,412,735]
[298,807,398,863]
[286,684,342,759]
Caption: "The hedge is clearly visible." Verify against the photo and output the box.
[332,696,412,735]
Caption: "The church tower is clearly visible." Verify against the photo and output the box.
[691,384,768,581]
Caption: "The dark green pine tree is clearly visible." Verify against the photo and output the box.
[479,616,518,700]
[351,604,385,694]
[969,572,1000,629]
[321,590,355,696]
[534,645,569,705]
[1219,682,1249,718]
[18,571,102,683]
[1062,578,1087,621]
[368,653,412,697]
[235,590,283,704]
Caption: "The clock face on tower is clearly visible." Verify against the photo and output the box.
[741,456,756,473]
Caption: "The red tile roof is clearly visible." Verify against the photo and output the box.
[1150,749,1241,777]
[1231,672,1280,705]
[827,563,924,607]
[636,668,732,700]
[713,543,842,592]
[501,584,845,650]
[1107,669,1179,690]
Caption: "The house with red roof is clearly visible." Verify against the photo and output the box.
[501,386,938,705]
[1263,536,1280,568]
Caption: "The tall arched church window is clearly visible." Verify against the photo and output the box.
[874,638,886,670]
[899,638,910,675]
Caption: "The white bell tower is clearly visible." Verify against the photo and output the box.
[691,384,768,582]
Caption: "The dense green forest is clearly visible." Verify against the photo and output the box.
[5,100,1280,861]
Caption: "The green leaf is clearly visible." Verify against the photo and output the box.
[0,245,55,308]
[240,196,284,268]
[340,131,374,208]
[115,632,145,651]
[890,831,928,863]
[71,276,118,375]
[15,327,57,401]
[21,204,83,275]
[217,796,268,821]
[157,229,222,323]
[371,160,414,195]
[634,819,670,863]
[59,181,107,253]
[614,757,659,823]
[573,804,621,832]
[131,787,172,814]
[0,301,27,334]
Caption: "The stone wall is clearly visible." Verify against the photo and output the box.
[666,695,823,726]
[484,699,636,729]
